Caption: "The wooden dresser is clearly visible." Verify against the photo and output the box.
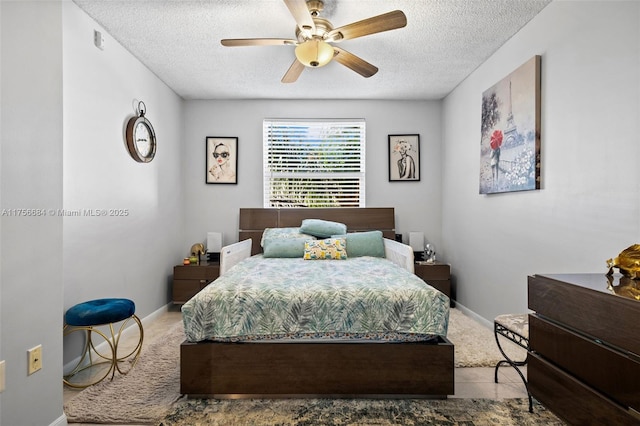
[528,273,640,425]
[172,261,219,304]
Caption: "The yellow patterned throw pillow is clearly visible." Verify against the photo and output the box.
[304,238,347,260]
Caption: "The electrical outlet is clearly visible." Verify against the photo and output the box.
[27,345,42,375]
[0,360,5,392]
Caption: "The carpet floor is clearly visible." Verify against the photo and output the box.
[64,309,533,425]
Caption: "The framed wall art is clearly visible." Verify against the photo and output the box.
[480,55,541,194]
[206,136,238,184]
[388,134,420,181]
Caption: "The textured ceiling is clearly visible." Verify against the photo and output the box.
[73,0,551,100]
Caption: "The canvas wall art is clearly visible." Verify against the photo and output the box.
[479,55,541,194]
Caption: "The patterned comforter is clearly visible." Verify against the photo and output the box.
[181,255,449,343]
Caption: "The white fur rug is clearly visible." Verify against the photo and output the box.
[447,308,525,367]
[64,322,184,424]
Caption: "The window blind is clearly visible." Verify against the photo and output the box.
[263,119,365,208]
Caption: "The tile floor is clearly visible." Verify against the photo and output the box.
[63,307,530,425]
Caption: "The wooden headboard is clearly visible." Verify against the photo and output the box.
[239,207,396,255]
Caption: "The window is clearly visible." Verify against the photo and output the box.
[263,119,365,208]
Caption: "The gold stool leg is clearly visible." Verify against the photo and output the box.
[112,314,144,375]
[63,314,144,387]
[63,324,116,388]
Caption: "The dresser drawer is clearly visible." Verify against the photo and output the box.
[528,274,640,355]
[529,353,639,425]
[530,314,640,411]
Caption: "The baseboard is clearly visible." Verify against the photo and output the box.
[50,412,68,426]
[452,302,493,329]
[125,302,172,336]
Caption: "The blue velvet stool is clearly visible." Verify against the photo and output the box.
[63,298,144,388]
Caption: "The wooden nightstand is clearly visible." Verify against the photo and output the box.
[414,261,452,306]
[172,260,220,304]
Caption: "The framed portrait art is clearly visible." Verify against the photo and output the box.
[206,136,238,184]
[389,134,420,182]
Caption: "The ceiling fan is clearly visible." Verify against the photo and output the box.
[220,0,407,83]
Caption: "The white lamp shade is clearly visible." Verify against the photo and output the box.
[295,40,334,67]
[206,232,222,253]
[409,232,425,252]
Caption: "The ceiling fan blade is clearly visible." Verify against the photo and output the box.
[221,38,297,47]
[281,59,305,83]
[283,0,316,35]
[327,10,407,42]
[333,47,378,78]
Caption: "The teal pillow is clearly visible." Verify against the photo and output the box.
[263,237,310,258]
[260,227,314,248]
[300,219,347,238]
[333,230,385,258]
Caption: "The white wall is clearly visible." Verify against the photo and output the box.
[182,100,443,251]
[442,0,640,320]
[1,1,65,424]
[0,3,3,423]
[62,2,184,359]
[1,1,184,424]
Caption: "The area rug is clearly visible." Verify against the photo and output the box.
[160,398,563,426]
[448,308,525,367]
[64,308,525,424]
[64,322,184,424]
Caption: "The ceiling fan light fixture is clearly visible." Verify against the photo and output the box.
[295,39,334,67]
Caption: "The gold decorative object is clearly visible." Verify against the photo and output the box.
[606,244,640,279]
[190,243,205,257]
[606,274,640,300]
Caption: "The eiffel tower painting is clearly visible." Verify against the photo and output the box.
[479,56,541,194]
[503,80,519,147]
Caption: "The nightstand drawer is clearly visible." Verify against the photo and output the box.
[174,264,219,280]
[172,261,220,304]
[172,280,209,303]
[414,262,450,280]
[414,262,452,305]
[425,280,451,297]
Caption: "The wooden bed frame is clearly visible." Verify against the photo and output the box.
[180,207,454,398]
